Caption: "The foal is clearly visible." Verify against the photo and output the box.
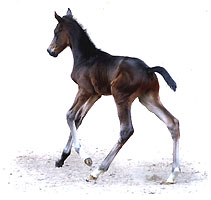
[47,9,180,184]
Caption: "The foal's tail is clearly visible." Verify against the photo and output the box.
[148,66,177,91]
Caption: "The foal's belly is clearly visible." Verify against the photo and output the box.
[91,79,111,95]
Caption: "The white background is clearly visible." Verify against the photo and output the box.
[0,0,210,196]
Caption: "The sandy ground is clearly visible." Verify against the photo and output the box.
[2,140,209,199]
[2,142,209,198]
[0,0,210,199]
[1,103,209,199]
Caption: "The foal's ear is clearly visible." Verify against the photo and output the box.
[55,12,63,23]
[66,8,73,17]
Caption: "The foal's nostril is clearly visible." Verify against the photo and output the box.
[47,48,58,57]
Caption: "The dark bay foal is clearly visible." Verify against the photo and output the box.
[47,9,180,183]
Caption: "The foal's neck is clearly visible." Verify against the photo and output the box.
[67,19,99,66]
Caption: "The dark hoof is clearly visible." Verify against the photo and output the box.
[55,160,64,168]
[84,158,93,166]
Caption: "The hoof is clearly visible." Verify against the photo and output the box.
[55,160,64,168]
[165,175,176,184]
[84,158,92,166]
[86,175,97,182]
[164,180,176,185]
[89,174,98,180]
[165,167,181,184]
[89,169,104,181]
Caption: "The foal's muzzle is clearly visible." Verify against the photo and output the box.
[47,48,58,57]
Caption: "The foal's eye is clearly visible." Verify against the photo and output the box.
[54,28,62,35]
[54,30,59,35]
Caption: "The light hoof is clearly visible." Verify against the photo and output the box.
[165,179,176,185]
[165,167,181,184]
[89,169,104,181]
[89,174,98,180]
[84,158,93,166]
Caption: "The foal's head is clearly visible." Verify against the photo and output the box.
[47,9,73,57]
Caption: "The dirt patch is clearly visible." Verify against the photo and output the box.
[4,149,207,198]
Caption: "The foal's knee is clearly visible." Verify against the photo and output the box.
[167,118,180,140]
[119,125,134,143]
[66,110,75,123]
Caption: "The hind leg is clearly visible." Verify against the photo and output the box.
[139,93,180,184]
[89,98,134,180]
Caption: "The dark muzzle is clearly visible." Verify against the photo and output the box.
[47,48,58,57]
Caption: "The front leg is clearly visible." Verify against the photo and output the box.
[56,89,96,167]
[68,113,92,166]
[75,95,101,129]
[55,135,73,167]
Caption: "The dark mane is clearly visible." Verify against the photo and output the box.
[63,16,99,58]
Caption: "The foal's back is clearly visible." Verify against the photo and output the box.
[72,50,156,97]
